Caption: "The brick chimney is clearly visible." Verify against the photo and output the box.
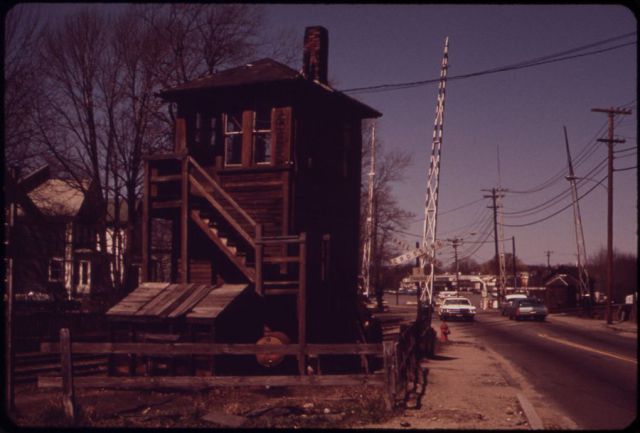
[302,26,328,84]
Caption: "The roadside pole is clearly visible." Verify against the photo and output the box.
[591,106,631,324]
[5,168,17,414]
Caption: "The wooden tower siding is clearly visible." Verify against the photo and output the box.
[131,30,380,349]
[291,103,364,342]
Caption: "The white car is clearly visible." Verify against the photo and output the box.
[439,297,476,321]
[435,290,458,305]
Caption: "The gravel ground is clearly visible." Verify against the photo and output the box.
[362,317,578,430]
[9,311,605,429]
[9,324,577,430]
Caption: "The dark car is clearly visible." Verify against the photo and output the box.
[501,294,528,316]
[508,297,548,321]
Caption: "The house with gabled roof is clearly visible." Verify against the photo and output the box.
[9,166,115,302]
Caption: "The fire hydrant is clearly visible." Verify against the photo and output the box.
[439,321,450,342]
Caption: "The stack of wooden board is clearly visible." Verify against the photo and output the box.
[106,282,249,324]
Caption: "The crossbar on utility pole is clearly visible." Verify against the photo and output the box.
[592,106,631,324]
[545,250,553,269]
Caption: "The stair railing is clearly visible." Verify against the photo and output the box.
[187,157,257,249]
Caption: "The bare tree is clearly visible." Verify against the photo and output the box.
[100,9,170,293]
[29,4,298,297]
[360,123,415,299]
[4,4,44,170]
[588,248,637,303]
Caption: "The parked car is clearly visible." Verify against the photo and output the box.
[501,293,529,316]
[439,297,476,321]
[435,290,458,305]
[406,286,418,295]
[508,297,548,321]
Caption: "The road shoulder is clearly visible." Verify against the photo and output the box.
[362,317,578,429]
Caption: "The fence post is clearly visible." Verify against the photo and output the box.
[297,232,307,376]
[255,224,263,296]
[383,340,396,409]
[60,328,76,423]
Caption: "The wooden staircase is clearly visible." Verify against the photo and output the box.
[145,154,305,296]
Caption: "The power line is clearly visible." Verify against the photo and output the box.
[503,157,607,218]
[614,146,637,153]
[439,197,486,216]
[438,207,492,236]
[342,33,636,94]
[508,100,634,195]
[503,175,607,227]
[615,152,637,160]
[614,166,637,172]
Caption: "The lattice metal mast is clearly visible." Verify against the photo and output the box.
[361,122,376,298]
[563,126,590,300]
[419,37,449,304]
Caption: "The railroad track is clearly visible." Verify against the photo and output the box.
[14,351,108,384]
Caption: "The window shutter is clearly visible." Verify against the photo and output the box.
[272,107,292,166]
[175,118,187,152]
[241,110,253,167]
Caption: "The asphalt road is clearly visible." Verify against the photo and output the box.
[437,293,638,430]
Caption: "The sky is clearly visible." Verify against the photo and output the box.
[14,4,637,269]
[262,4,637,268]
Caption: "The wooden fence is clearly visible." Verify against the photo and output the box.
[37,322,432,423]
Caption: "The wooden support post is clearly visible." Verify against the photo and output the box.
[142,159,151,281]
[128,325,137,376]
[382,340,396,410]
[169,323,177,376]
[255,224,263,296]
[188,325,196,376]
[210,326,216,376]
[180,157,189,284]
[107,324,116,376]
[145,353,152,377]
[297,233,307,376]
[60,328,76,423]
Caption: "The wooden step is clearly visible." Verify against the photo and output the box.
[264,288,299,296]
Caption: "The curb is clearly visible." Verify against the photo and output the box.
[517,393,544,430]
[606,324,637,334]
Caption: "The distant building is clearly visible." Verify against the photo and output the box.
[9,166,122,300]
[527,273,580,311]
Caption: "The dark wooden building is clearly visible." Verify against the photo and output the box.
[106,27,381,368]
[7,166,113,302]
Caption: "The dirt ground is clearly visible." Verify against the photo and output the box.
[6,313,588,429]
[7,334,576,430]
[9,382,395,429]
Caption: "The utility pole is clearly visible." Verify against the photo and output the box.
[483,187,507,303]
[5,167,18,414]
[512,236,517,289]
[591,106,631,324]
[545,250,553,269]
[361,122,376,300]
[447,237,463,290]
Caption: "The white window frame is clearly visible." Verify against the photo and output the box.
[77,259,91,293]
[48,257,64,282]
[223,111,243,167]
[252,108,273,166]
